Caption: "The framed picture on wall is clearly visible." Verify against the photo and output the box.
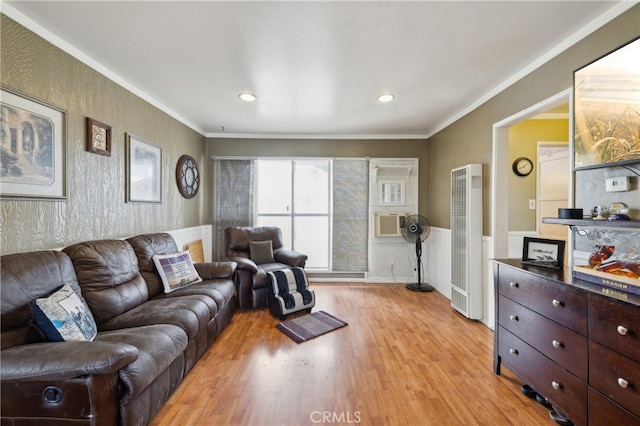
[126,134,162,203]
[0,86,67,200]
[573,36,640,170]
[86,117,111,156]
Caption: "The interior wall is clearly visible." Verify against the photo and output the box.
[508,118,569,231]
[1,15,207,255]
[424,5,640,236]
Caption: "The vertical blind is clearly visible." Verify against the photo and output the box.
[332,159,369,272]
[212,159,254,260]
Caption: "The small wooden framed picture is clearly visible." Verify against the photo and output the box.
[86,117,111,156]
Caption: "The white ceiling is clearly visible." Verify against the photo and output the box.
[3,1,634,139]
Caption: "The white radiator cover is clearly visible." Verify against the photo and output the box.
[450,164,483,319]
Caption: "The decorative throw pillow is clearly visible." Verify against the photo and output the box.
[249,240,275,264]
[31,284,98,342]
[152,250,203,293]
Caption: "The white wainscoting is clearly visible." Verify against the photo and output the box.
[423,227,495,330]
[366,238,415,283]
[483,235,495,331]
[423,227,451,297]
[167,225,213,262]
[508,231,537,259]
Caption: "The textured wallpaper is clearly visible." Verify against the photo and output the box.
[1,15,207,255]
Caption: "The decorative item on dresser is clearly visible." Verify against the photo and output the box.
[542,217,640,296]
[493,259,640,426]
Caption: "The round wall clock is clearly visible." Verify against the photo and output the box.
[512,157,533,177]
[176,155,200,198]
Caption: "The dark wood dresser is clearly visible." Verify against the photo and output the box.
[493,259,640,425]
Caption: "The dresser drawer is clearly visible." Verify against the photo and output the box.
[589,340,640,418]
[498,327,587,425]
[497,266,587,334]
[589,388,640,426]
[589,293,640,361]
[498,295,588,380]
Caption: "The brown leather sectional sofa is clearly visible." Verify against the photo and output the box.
[1,233,236,425]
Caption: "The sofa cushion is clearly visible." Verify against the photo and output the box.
[152,251,202,293]
[31,284,97,342]
[154,279,235,317]
[63,240,150,326]
[95,324,187,404]
[249,240,275,264]
[126,233,179,298]
[98,297,209,340]
[1,251,83,349]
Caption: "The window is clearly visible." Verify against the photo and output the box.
[256,159,330,269]
[213,157,368,272]
[378,180,405,205]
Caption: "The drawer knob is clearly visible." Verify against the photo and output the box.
[618,378,629,389]
[552,340,564,349]
[617,326,628,336]
[552,381,561,390]
[510,315,519,321]
[509,281,519,288]
[552,299,563,308]
[509,348,519,355]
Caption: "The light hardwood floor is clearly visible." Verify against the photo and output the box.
[151,284,551,425]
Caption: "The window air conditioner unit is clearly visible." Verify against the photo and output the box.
[375,213,408,237]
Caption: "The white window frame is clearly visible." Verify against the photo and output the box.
[378,179,405,206]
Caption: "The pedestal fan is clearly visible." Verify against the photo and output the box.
[402,214,434,292]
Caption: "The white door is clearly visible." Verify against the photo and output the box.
[536,143,569,240]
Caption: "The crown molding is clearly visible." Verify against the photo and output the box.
[205,132,428,140]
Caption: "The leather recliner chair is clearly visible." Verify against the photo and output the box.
[224,226,307,310]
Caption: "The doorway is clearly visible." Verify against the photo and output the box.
[491,89,572,260]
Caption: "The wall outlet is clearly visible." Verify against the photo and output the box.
[388,258,395,268]
[528,199,536,210]
[605,176,629,192]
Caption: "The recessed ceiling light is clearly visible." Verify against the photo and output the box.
[377,94,395,103]
[239,93,257,102]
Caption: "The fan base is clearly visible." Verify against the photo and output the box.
[406,283,434,292]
